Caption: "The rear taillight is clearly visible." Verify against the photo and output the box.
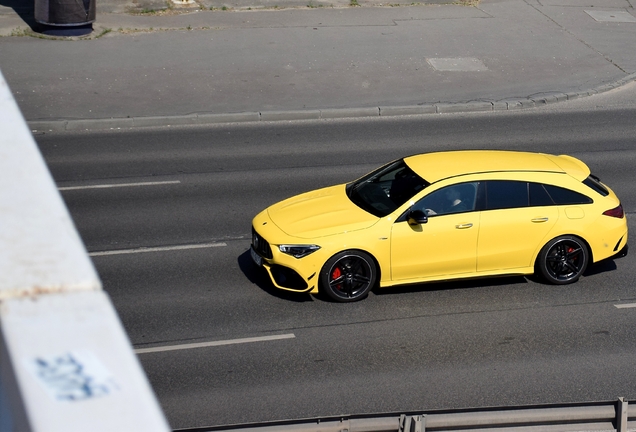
[603,204,624,218]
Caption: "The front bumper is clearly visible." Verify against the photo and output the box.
[251,216,323,294]
[250,247,312,291]
[250,245,319,293]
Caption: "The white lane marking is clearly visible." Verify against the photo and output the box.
[89,242,227,256]
[614,303,636,309]
[59,180,181,191]
[135,334,296,354]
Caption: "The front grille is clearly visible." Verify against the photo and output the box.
[252,227,273,259]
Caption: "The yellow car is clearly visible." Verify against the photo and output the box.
[251,150,628,302]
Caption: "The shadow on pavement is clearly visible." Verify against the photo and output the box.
[0,0,38,30]
[584,258,618,277]
[372,275,529,298]
[374,257,624,298]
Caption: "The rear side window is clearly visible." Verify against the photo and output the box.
[480,180,592,211]
[583,175,610,196]
[543,184,592,205]
[529,183,554,206]
[485,181,528,210]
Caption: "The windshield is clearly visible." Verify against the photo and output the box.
[346,159,429,217]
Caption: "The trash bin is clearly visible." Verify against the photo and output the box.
[34,0,96,35]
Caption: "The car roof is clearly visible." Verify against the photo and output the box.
[404,150,590,183]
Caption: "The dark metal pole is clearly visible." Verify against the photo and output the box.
[34,0,96,36]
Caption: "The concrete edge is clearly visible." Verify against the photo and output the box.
[28,73,636,132]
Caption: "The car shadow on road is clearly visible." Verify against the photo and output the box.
[583,258,618,277]
[237,250,314,303]
[372,275,529,298]
[238,252,623,302]
[0,0,38,31]
[373,258,622,298]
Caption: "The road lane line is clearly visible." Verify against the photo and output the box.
[89,242,227,256]
[59,180,181,191]
[614,303,636,309]
[135,334,296,354]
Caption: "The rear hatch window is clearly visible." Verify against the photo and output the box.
[583,174,609,196]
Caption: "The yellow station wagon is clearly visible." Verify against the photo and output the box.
[251,150,628,302]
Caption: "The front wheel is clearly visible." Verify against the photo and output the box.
[537,236,589,284]
[320,250,377,302]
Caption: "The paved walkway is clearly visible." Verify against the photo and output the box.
[0,0,635,131]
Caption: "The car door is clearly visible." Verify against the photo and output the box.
[390,182,480,281]
[477,181,558,272]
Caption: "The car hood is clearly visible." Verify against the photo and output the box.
[267,185,379,239]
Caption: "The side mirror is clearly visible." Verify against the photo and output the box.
[407,209,428,226]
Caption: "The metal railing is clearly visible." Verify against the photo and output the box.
[179,398,634,432]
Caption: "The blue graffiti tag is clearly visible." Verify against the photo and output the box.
[34,353,110,401]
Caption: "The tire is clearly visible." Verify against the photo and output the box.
[537,236,589,284]
[320,250,377,302]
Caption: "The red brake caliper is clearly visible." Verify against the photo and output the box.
[331,267,342,290]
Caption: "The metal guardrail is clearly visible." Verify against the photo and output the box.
[179,398,634,432]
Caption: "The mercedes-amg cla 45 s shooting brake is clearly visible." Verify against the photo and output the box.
[251,150,628,302]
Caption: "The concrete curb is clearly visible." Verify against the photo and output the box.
[28,73,636,132]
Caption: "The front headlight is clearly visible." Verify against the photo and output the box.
[278,244,321,259]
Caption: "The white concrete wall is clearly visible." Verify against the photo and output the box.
[0,70,170,432]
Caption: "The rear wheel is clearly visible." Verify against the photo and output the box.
[537,236,589,284]
[320,250,377,302]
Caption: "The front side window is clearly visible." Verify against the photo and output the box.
[413,182,479,217]
[347,159,429,217]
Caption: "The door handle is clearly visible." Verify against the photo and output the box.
[531,217,549,223]
[455,223,473,229]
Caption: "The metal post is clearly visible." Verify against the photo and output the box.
[34,0,96,36]
[617,397,628,432]
[399,415,424,432]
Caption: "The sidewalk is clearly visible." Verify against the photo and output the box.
[0,0,635,131]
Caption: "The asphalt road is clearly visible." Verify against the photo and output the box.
[36,94,636,429]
